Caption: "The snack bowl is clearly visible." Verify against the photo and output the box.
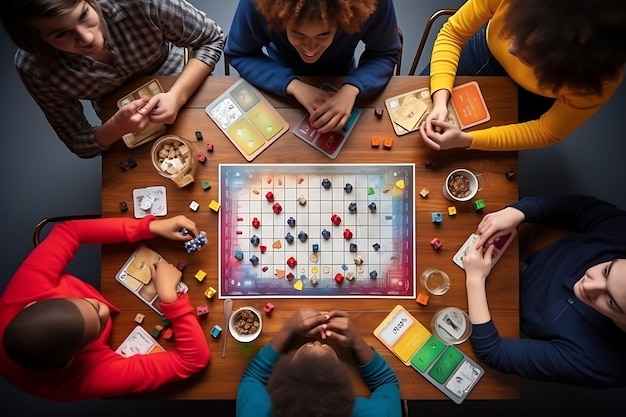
[229,307,262,343]
[150,135,197,188]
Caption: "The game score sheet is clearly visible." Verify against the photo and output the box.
[218,164,416,298]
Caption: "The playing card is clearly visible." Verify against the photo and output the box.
[453,230,517,270]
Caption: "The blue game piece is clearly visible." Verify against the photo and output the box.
[287,216,296,227]
[370,270,378,279]
[321,229,331,239]
[210,324,222,338]
[368,202,377,212]
[431,212,443,223]
[250,235,260,246]
[179,227,189,236]
[341,264,349,271]
[298,231,308,242]
[312,243,319,252]
[372,243,381,251]
[349,243,357,252]
[385,215,392,220]
[344,183,353,193]
[234,250,244,260]
[321,178,332,189]
[250,255,259,266]
[285,232,294,243]
[183,232,207,253]
[348,202,357,213]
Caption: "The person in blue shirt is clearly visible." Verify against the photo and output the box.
[236,308,401,417]
[224,0,401,134]
[463,194,626,388]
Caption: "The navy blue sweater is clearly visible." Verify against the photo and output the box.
[471,195,626,387]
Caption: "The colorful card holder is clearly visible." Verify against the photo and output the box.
[205,79,289,161]
[384,81,490,136]
[374,305,484,403]
[117,79,167,148]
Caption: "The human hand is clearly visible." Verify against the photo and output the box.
[138,92,181,125]
[149,261,182,303]
[419,119,472,150]
[462,236,495,286]
[309,84,359,133]
[149,215,200,241]
[473,207,525,249]
[321,310,362,349]
[286,79,332,115]
[283,308,331,339]
[109,97,150,136]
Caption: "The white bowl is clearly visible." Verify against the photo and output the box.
[229,307,262,343]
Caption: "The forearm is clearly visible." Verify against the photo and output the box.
[352,336,375,366]
[466,277,491,324]
[167,59,213,107]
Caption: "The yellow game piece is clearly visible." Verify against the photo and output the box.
[272,240,282,249]
[448,206,457,216]
[419,187,429,198]
[293,280,303,291]
[311,267,319,274]
[275,269,285,279]
[209,200,221,212]
[195,269,207,282]
[134,313,145,324]
[395,179,405,190]
[416,292,429,305]
[204,286,216,299]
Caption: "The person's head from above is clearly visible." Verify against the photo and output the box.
[254,0,377,63]
[0,0,107,60]
[3,297,110,369]
[267,340,355,417]
[574,258,626,331]
[501,0,626,95]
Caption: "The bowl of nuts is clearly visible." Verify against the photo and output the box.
[151,135,197,188]
[229,307,262,343]
[442,168,484,202]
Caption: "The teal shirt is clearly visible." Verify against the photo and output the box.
[236,344,401,417]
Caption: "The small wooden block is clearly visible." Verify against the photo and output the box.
[201,180,211,190]
[371,136,381,148]
[383,137,393,149]
[134,313,145,324]
[210,324,222,338]
[263,302,275,313]
[204,286,216,299]
[189,200,200,212]
[209,200,221,212]
[448,206,457,216]
[196,304,209,316]
[419,188,429,198]
[416,292,429,305]
[195,269,207,282]
[162,327,174,340]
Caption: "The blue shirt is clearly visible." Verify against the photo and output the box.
[224,0,401,98]
[236,344,401,417]
[15,0,224,158]
[471,195,626,387]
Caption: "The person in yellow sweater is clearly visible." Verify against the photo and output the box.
[419,0,625,152]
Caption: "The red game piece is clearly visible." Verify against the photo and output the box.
[334,273,344,285]
[263,302,275,314]
[252,217,261,228]
[196,304,209,316]
[206,143,214,152]
[331,214,342,225]
[343,229,353,239]
[286,272,295,281]
[430,237,442,250]
[260,245,267,254]
[266,191,274,202]
[287,256,297,268]
[197,153,207,163]
[273,203,282,214]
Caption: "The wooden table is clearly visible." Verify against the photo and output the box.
[100,75,519,400]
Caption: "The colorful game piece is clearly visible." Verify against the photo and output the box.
[368,187,375,195]
[383,137,393,149]
[260,245,267,253]
[312,243,319,252]
[343,229,353,239]
[272,240,282,249]
[416,292,429,305]
[473,199,485,211]
[195,269,207,282]
[234,250,244,260]
[297,195,307,205]
[371,136,381,148]
[419,188,429,198]
[285,232,294,243]
[250,255,259,265]
[206,143,214,152]
[369,270,378,279]
[196,304,209,316]
[349,243,357,252]
[126,158,137,168]
[286,272,295,281]
[321,178,332,189]
[505,169,516,180]
[354,256,364,265]
[431,212,443,223]
[373,243,381,251]
[183,232,208,253]
[298,231,308,242]
[321,229,331,239]
[287,257,297,268]
[201,180,211,190]
[431,238,442,250]
[330,214,342,225]
[210,324,222,338]
[265,191,274,202]
[176,261,186,271]
[119,201,128,212]
[348,202,357,213]
[252,217,261,228]
[272,202,282,214]
[448,206,457,216]
[151,326,162,338]
[179,227,189,236]
[368,202,377,212]
[334,273,344,284]
[287,217,296,227]
[209,200,221,212]
[344,183,353,193]
[119,160,129,171]
[204,286,217,299]
[250,235,260,246]
[189,200,199,212]
[374,107,384,119]
[346,272,355,281]
[263,302,275,314]
[162,327,174,340]
[293,280,304,291]
[134,313,145,324]
[197,153,207,163]
[195,131,204,141]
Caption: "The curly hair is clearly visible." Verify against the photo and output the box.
[267,350,355,417]
[0,0,105,59]
[501,0,626,95]
[255,0,377,34]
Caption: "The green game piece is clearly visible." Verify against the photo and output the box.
[410,335,446,372]
[368,187,375,195]
[234,250,244,260]
[428,346,464,384]
[201,180,211,190]
[473,199,485,211]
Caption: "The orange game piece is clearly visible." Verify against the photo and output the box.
[371,136,381,148]
[383,137,393,149]
[416,292,429,305]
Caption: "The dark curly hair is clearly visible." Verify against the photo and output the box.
[267,350,355,417]
[500,0,626,95]
[255,0,377,34]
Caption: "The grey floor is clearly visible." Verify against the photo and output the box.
[1,1,624,415]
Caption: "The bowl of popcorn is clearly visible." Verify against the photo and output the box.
[151,135,197,188]
[229,307,262,343]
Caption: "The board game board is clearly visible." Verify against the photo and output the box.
[218,163,415,298]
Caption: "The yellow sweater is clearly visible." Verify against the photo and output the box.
[430,0,623,151]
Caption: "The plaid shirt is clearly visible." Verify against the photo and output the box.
[15,0,224,158]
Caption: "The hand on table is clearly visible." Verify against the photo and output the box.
[282,308,331,339]
[309,84,359,133]
[474,207,525,249]
[149,261,182,303]
[139,92,182,125]
[149,215,200,241]
[286,79,333,116]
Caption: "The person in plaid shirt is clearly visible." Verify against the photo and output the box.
[0,0,224,157]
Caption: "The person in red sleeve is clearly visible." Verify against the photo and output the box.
[0,215,211,401]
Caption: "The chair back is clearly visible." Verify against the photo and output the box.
[408,9,457,75]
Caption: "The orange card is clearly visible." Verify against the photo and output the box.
[450,81,491,129]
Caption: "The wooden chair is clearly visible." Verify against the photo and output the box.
[224,28,404,76]
[33,214,100,247]
[408,9,457,75]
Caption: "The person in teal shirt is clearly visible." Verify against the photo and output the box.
[236,308,401,417]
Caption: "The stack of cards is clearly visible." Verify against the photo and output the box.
[117,79,167,148]
[385,81,491,136]
[374,305,483,403]
[205,79,289,161]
